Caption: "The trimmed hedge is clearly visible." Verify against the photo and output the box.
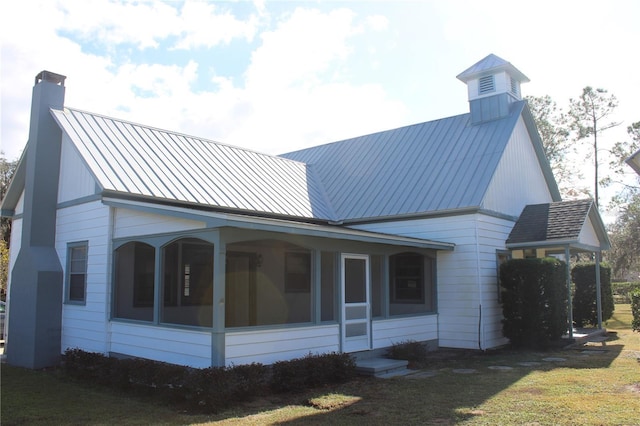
[500,258,568,349]
[631,290,640,332]
[571,263,614,327]
[612,281,640,303]
[63,349,355,413]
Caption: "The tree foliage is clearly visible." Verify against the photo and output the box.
[1,152,17,300]
[607,192,640,280]
[526,95,587,198]
[568,87,621,207]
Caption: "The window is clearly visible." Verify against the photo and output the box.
[162,238,214,327]
[389,252,435,315]
[67,242,88,304]
[114,242,155,321]
[478,75,495,95]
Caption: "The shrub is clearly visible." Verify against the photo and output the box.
[269,352,355,393]
[500,258,568,349]
[572,263,614,327]
[387,340,428,365]
[62,349,355,413]
[631,290,640,332]
[611,281,640,303]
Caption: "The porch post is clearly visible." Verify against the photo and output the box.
[211,232,226,366]
[595,254,603,329]
[565,246,573,339]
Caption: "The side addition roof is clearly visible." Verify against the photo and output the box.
[506,199,610,252]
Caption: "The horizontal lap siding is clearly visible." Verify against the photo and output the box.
[110,322,212,368]
[351,214,511,350]
[57,201,111,354]
[476,215,514,348]
[225,325,340,366]
[372,315,437,349]
[113,208,205,239]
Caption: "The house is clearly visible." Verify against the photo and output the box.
[1,54,610,370]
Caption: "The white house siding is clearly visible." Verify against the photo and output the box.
[352,213,514,350]
[372,315,437,349]
[579,218,601,249]
[110,322,212,368]
[113,207,206,239]
[57,200,111,354]
[58,134,98,203]
[482,116,554,217]
[225,325,340,366]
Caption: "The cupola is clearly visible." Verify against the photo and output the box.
[456,54,529,124]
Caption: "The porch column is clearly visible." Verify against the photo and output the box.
[595,254,603,329]
[565,246,573,339]
[211,232,226,366]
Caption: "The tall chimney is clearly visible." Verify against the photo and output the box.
[6,71,66,369]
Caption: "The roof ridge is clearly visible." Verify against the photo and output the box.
[63,106,309,167]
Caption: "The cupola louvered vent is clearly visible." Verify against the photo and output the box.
[510,76,520,97]
[478,75,495,95]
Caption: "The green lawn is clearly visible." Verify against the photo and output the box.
[2,305,639,425]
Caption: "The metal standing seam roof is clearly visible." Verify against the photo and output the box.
[281,101,525,221]
[51,108,337,221]
[456,53,530,83]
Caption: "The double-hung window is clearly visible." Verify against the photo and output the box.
[67,242,88,304]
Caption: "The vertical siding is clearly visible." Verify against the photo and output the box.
[113,208,205,239]
[225,325,340,366]
[58,134,98,203]
[482,116,554,217]
[57,200,111,354]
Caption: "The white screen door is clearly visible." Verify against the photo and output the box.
[341,254,371,352]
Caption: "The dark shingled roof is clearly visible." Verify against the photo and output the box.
[507,199,594,244]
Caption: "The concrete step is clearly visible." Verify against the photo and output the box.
[355,358,409,378]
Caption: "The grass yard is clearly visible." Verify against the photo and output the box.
[2,304,640,425]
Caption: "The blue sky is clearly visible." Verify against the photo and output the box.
[1,0,639,214]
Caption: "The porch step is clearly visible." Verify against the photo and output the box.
[355,358,410,378]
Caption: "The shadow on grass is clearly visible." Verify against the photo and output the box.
[271,337,627,425]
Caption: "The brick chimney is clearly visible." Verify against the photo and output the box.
[6,71,66,369]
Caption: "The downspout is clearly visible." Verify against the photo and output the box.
[474,220,483,350]
[565,246,573,339]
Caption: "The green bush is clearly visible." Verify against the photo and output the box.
[611,282,640,303]
[500,258,568,349]
[269,352,355,393]
[62,349,355,413]
[387,340,428,364]
[572,263,614,327]
[631,290,640,332]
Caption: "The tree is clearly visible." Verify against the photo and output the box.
[569,87,621,207]
[526,95,587,198]
[609,121,640,206]
[607,192,640,280]
[1,152,17,300]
